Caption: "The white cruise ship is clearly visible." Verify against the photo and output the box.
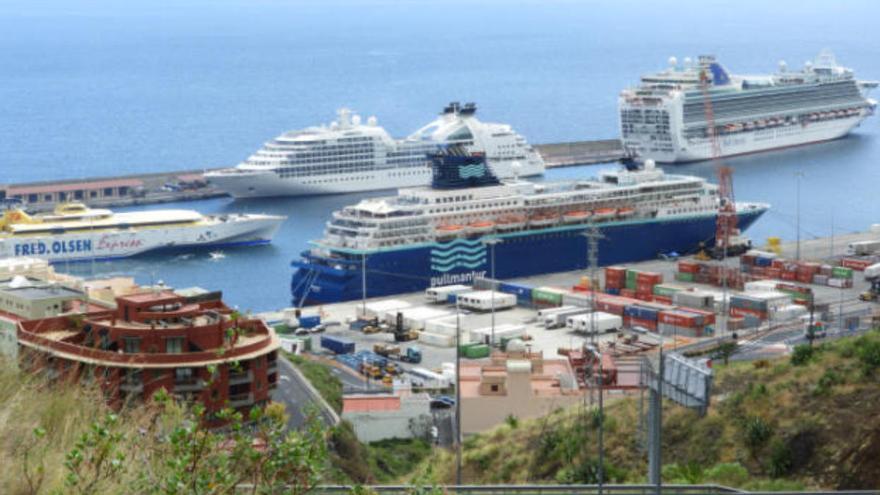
[619,50,878,162]
[205,102,545,198]
[0,203,285,262]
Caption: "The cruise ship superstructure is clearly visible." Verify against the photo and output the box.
[0,203,285,262]
[619,50,878,162]
[290,147,769,306]
[205,102,545,198]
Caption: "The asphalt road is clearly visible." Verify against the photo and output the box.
[272,356,337,430]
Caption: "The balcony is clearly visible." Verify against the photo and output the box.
[173,378,205,393]
[228,369,253,386]
[229,392,254,409]
[120,380,144,394]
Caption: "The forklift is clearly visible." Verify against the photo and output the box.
[859,277,880,302]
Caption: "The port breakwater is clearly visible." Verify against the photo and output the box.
[0,139,627,211]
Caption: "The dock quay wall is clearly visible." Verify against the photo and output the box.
[1,139,626,211]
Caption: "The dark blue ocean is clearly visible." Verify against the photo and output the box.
[1,0,878,311]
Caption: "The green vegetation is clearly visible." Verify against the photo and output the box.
[329,421,434,484]
[285,352,343,413]
[411,329,880,490]
[0,360,328,494]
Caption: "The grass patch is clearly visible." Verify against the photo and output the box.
[365,437,433,483]
[285,352,343,413]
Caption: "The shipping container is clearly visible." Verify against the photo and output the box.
[425,284,472,303]
[658,322,704,338]
[320,335,355,355]
[457,291,517,311]
[473,277,500,291]
[673,290,714,310]
[417,331,457,347]
[562,291,593,308]
[498,282,533,301]
[297,315,321,329]
[675,272,695,282]
[471,324,527,345]
[677,261,700,273]
[865,263,880,279]
[357,299,411,318]
[846,240,880,256]
[653,284,684,297]
[832,266,854,279]
[464,344,491,359]
[532,287,567,307]
[544,307,591,328]
[840,258,875,271]
[567,312,623,334]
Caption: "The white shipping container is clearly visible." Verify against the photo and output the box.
[828,277,847,288]
[561,292,593,308]
[358,299,412,318]
[457,291,516,311]
[864,263,880,280]
[537,305,577,319]
[847,240,880,256]
[425,284,472,303]
[383,306,451,330]
[746,249,779,259]
[544,307,591,328]
[409,368,450,389]
[746,291,792,309]
[470,323,526,344]
[417,331,457,347]
[771,304,808,321]
[744,280,780,293]
[567,312,623,334]
[673,291,714,309]
[422,314,473,335]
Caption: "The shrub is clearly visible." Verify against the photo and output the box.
[857,339,880,375]
[768,438,793,478]
[790,344,814,366]
[743,416,773,459]
[703,462,749,487]
[505,414,519,429]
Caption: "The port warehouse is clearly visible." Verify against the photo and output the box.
[275,228,880,410]
[0,140,624,208]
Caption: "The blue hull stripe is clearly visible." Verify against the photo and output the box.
[45,239,271,264]
[291,210,767,306]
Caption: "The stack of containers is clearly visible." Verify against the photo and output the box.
[657,308,715,338]
[571,276,593,293]
[498,281,533,306]
[829,266,854,288]
[840,257,877,271]
[592,294,642,316]
[773,282,813,306]
[672,290,715,311]
[742,251,855,288]
[531,287,568,308]
[675,261,700,282]
[604,267,626,295]
[652,284,685,305]
[635,271,663,301]
[729,291,791,319]
[622,302,664,331]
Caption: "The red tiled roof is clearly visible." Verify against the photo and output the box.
[7,179,143,196]
[342,395,401,413]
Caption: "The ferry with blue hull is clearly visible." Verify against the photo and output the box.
[291,148,768,306]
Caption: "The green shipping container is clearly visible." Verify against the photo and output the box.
[675,272,695,282]
[653,284,682,297]
[458,342,479,353]
[465,344,491,359]
[532,288,563,306]
[832,266,853,279]
[625,270,638,290]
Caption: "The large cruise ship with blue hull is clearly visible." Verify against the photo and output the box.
[291,148,768,306]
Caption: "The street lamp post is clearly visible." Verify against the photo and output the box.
[482,237,503,348]
[795,171,804,261]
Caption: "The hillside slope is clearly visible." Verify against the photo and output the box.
[415,330,880,490]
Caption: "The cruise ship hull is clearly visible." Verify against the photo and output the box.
[0,215,284,263]
[657,113,869,163]
[208,160,545,199]
[290,208,767,306]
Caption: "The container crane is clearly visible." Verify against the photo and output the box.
[698,67,752,259]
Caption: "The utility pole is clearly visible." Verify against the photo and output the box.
[795,171,802,260]
[597,350,604,494]
[455,297,462,485]
[582,225,604,344]
[361,253,367,316]
[482,237,502,348]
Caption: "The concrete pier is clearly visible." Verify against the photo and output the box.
[0,138,627,211]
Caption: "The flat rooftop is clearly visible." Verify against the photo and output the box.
[0,278,83,301]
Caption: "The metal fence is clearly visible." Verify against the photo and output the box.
[291,485,880,495]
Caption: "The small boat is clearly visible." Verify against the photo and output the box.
[495,215,526,231]
[435,224,464,239]
[209,251,226,260]
[617,207,636,218]
[528,213,558,228]
[467,220,495,235]
[562,210,592,224]
[593,208,617,220]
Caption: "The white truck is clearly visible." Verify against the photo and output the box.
[544,307,591,329]
[846,240,880,256]
[566,312,623,335]
[425,284,473,303]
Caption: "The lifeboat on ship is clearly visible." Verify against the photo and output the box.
[744,122,754,131]
[435,224,464,240]
[528,213,558,228]
[495,215,526,231]
[617,207,636,218]
[467,220,495,235]
[562,210,592,224]
[592,208,617,221]
[809,113,819,121]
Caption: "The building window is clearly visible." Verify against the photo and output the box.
[74,190,84,200]
[166,337,184,354]
[89,190,98,198]
[28,194,38,203]
[122,337,141,354]
[490,384,499,392]
[104,188,114,197]
[174,368,194,383]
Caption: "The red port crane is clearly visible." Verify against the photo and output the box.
[699,67,750,259]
